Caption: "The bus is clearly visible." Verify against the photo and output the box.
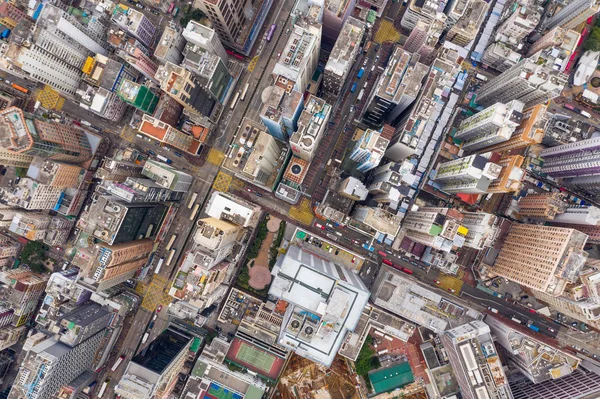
[98,380,109,398]
[165,234,177,251]
[357,89,365,101]
[511,317,522,324]
[190,203,200,220]
[155,257,164,274]
[230,91,240,110]
[167,2,175,13]
[111,355,125,372]
[226,49,245,60]
[240,83,250,101]
[357,68,365,79]
[156,155,172,164]
[528,324,540,332]
[172,6,179,17]
[11,83,29,94]
[166,248,176,267]
[142,332,150,344]
[266,24,277,42]
[350,82,357,92]
[187,192,198,209]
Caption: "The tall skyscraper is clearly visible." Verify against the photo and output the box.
[454,101,524,152]
[322,0,356,44]
[493,224,588,297]
[289,95,331,162]
[482,42,522,72]
[475,59,567,107]
[349,128,390,173]
[434,154,502,194]
[508,368,600,399]
[322,17,365,100]
[474,104,548,154]
[487,154,525,193]
[182,20,229,61]
[195,0,273,56]
[362,46,429,127]
[111,4,157,49]
[440,321,512,399]
[0,107,93,164]
[402,207,468,251]
[518,192,568,220]
[540,137,600,185]
[542,0,600,30]
[494,2,541,45]
[446,0,489,46]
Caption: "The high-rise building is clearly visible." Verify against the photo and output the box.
[367,161,414,206]
[13,4,107,96]
[78,239,154,292]
[517,192,568,220]
[191,218,242,269]
[8,212,74,245]
[289,95,331,162]
[0,233,19,269]
[352,206,402,237]
[446,0,489,46]
[155,61,218,120]
[181,43,233,106]
[182,20,229,61]
[223,118,286,186]
[402,0,448,30]
[204,192,261,228]
[494,2,541,46]
[509,368,600,399]
[141,160,193,192]
[362,46,429,127]
[115,327,193,399]
[77,194,168,245]
[485,316,580,383]
[322,17,365,100]
[337,177,369,201]
[493,224,588,296]
[454,101,524,152]
[322,0,356,44]
[268,245,370,366]
[26,157,84,189]
[475,59,567,107]
[195,0,273,56]
[482,42,523,72]
[474,104,548,153]
[385,48,460,161]
[111,4,156,49]
[259,78,304,140]
[0,268,48,327]
[95,156,144,182]
[119,47,159,83]
[272,6,322,92]
[137,114,204,155]
[440,321,511,399]
[154,26,186,65]
[527,27,578,57]
[0,178,64,211]
[487,154,525,193]
[349,128,390,173]
[117,80,159,114]
[461,212,500,250]
[9,305,110,399]
[540,136,600,184]
[402,19,444,65]
[541,0,600,30]
[434,154,502,194]
[0,107,92,164]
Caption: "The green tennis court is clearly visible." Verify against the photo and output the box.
[237,343,275,372]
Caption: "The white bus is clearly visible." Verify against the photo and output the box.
[155,257,164,274]
[111,355,125,372]
[165,234,177,251]
[98,380,109,398]
[142,332,150,344]
[190,203,200,220]
[357,89,365,101]
[230,91,240,110]
[187,192,198,209]
[166,248,176,267]
[240,83,250,101]
[511,317,522,324]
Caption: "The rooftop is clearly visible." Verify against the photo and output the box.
[131,327,191,375]
[375,46,429,103]
[324,17,365,77]
[369,362,415,394]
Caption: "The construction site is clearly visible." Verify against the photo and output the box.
[272,354,361,399]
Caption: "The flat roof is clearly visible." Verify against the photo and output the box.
[131,328,191,374]
[369,362,415,394]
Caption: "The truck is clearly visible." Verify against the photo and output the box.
[350,82,357,92]
[357,68,365,79]
[488,307,499,314]
[528,324,540,332]
[581,110,592,118]
[475,73,488,82]
[80,120,92,127]
[142,332,149,344]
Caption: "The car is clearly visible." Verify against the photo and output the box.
[135,3,144,8]
[528,308,537,313]
[315,223,325,230]
[151,9,159,15]
[156,305,162,313]
[351,256,356,263]
[174,151,182,157]
[277,52,281,58]
[448,288,456,293]
[573,345,582,351]
[215,326,222,332]
[504,293,512,299]
[548,327,556,332]
[154,141,160,146]
[492,282,499,288]
[520,295,529,300]
[328,246,333,253]
[245,188,252,193]
[335,249,340,255]
[434,279,440,284]
[255,192,263,197]
[285,28,290,34]
[148,321,155,329]
[593,354,599,360]
[326,223,333,228]
[572,322,579,327]
[148,150,156,155]
[152,314,158,321]
[0,77,3,82]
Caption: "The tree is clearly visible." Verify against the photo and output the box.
[354,335,381,376]
[583,27,600,52]
[180,9,205,27]
[18,241,47,273]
